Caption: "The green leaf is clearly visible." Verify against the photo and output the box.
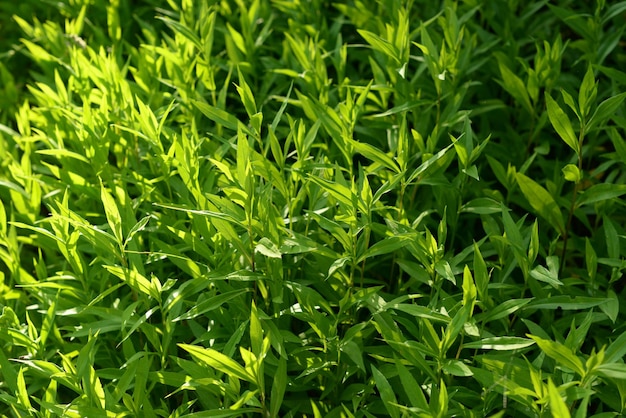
[371,365,400,418]
[548,5,594,40]
[406,141,456,184]
[373,99,428,117]
[77,331,99,387]
[487,155,510,189]
[310,213,352,253]
[306,175,357,211]
[473,242,489,305]
[156,16,202,50]
[396,359,429,410]
[358,30,400,62]
[525,296,606,310]
[593,363,626,380]
[545,92,579,155]
[226,23,247,55]
[528,219,540,264]
[341,340,365,372]
[603,2,626,24]
[250,301,263,358]
[192,100,248,134]
[124,215,152,247]
[103,265,159,301]
[235,67,257,118]
[604,217,620,260]
[605,330,626,363]
[516,172,565,235]
[173,289,249,322]
[100,182,123,244]
[562,164,582,183]
[463,336,535,350]
[0,199,5,236]
[441,304,470,355]
[36,148,90,164]
[386,303,450,323]
[585,238,598,280]
[179,344,254,383]
[270,356,287,417]
[39,298,56,349]
[599,289,619,323]
[86,365,106,409]
[434,378,449,418]
[609,128,626,165]
[460,198,502,215]
[462,165,479,180]
[285,281,334,316]
[528,335,585,376]
[352,140,401,173]
[576,184,626,207]
[17,367,32,410]
[578,65,597,120]
[256,237,282,258]
[560,88,580,120]
[462,265,476,315]
[442,359,473,377]
[501,203,523,250]
[180,408,262,417]
[548,378,571,418]
[587,92,626,131]
[596,64,626,84]
[497,59,533,114]
[0,348,17,393]
[530,256,563,288]
[357,234,413,263]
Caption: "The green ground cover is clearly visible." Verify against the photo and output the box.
[1,0,626,416]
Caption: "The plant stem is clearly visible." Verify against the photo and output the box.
[560,128,585,274]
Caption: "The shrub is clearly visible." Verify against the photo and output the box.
[0,0,625,416]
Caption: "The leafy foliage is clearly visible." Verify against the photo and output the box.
[1,0,625,416]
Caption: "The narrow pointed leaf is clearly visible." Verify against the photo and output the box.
[179,344,254,383]
[371,365,400,418]
[528,335,585,376]
[546,92,578,155]
[516,173,565,235]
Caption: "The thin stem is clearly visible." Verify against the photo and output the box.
[523,115,537,160]
[560,127,585,274]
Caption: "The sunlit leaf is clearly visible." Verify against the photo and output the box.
[545,92,578,155]
[516,172,565,235]
[463,337,535,350]
[179,344,254,383]
[548,378,571,418]
[528,335,585,376]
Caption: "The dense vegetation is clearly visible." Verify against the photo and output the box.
[1,0,626,416]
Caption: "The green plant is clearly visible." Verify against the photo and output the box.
[1,0,625,416]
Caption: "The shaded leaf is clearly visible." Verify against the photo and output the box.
[371,365,400,418]
[270,356,287,417]
[498,59,533,114]
[587,92,626,131]
[396,359,429,410]
[577,184,626,206]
